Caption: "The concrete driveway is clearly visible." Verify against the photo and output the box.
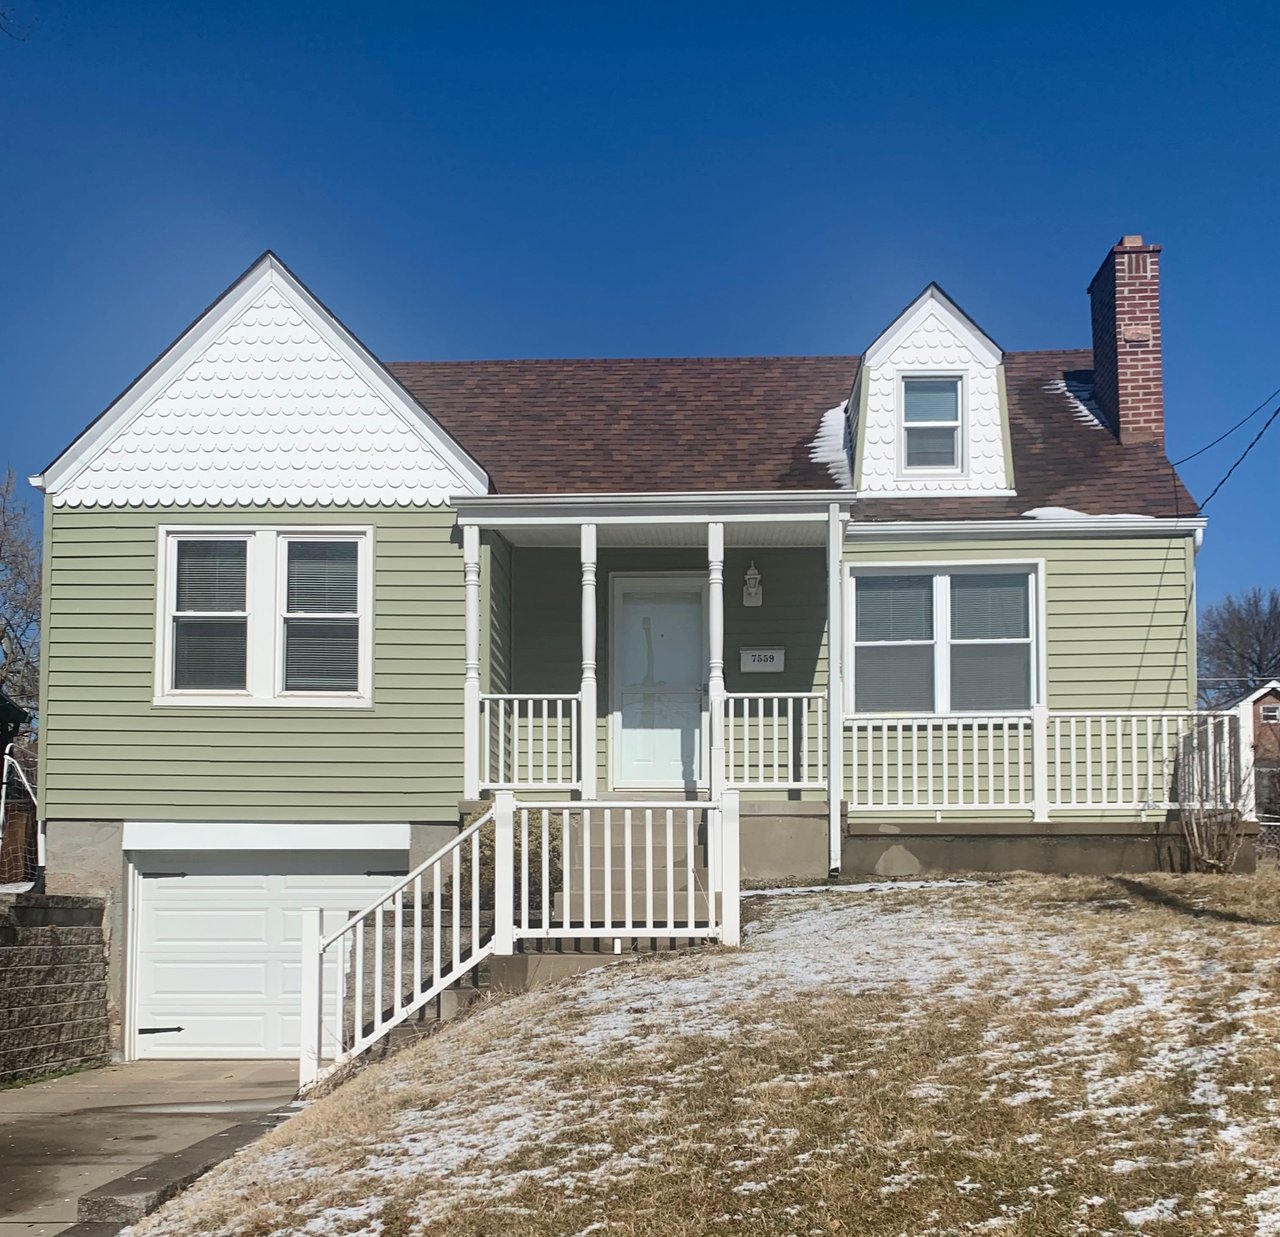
[0,1060,297,1235]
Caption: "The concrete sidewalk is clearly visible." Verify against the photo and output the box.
[0,1060,297,1236]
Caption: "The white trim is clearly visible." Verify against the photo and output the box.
[899,372,965,478]
[455,492,849,527]
[1232,679,1280,709]
[153,524,374,708]
[608,572,710,792]
[845,559,1046,717]
[865,284,1002,372]
[122,820,411,851]
[846,517,1205,540]
[33,253,489,503]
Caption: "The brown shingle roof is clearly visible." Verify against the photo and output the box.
[385,350,1198,518]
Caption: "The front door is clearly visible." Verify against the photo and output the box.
[611,576,708,790]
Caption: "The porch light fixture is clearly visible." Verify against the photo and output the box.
[743,561,762,607]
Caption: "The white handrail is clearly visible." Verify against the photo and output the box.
[0,743,39,869]
[300,808,497,1088]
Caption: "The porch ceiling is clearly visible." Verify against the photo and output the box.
[483,520,829,547]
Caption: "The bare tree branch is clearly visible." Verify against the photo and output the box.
[0,470,40,720]
[1198,587,1280,707]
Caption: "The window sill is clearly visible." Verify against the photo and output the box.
[152,694,374,709]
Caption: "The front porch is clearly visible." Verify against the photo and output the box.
[456,498,1249,877]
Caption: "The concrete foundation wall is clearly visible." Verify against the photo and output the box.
[844,820,1259,877]
[740,805,829,881]
[0,894,110,1084]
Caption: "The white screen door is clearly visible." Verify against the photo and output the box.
[612,577,707,789]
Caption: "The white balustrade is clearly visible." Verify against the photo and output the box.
[479,694,581,790]
[724,693,826,788]
[849,715,1034,810]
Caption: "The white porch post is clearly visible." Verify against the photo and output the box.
[1238,697,1257,822]
[493,791,516,954]
[463,524,482,800]
[826,504,844,875]
[719,788,741,946]
[298,906,322,1088]
[708,522,726,798]
[580,523,599,798]
[1031,703,1051,823]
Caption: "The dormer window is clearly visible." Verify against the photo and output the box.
[903,377,962,471]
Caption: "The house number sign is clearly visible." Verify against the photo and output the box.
[740,647,785,673]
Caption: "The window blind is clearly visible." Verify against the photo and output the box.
[175,540,246,612]
[903,378,959,423]
[855,646,935,712]
[950,574,1029,640]
[284,619,360,692]
[172,617,247,690]
[287,541,358,613]
[951,644,1031,711]
[855,576,933,642]
[905,427,958,468]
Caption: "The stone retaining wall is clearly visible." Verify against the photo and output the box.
[0,894,110,1084]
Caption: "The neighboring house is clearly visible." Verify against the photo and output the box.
[1234,680,1280,819]
[32,234,1220,1065]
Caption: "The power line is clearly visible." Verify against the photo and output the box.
[1173,383,1280,466]
[1198,402,1280,508]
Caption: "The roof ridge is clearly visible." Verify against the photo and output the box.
[386,355,862,366]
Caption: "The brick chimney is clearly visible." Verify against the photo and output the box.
[1087,234,1164,443]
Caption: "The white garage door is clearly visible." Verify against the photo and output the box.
[133,850,404,1059]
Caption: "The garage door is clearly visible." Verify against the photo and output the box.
[133,850,404,1059]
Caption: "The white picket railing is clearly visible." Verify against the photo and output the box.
[507,800,739,941]
[300,793,741,1088]
[480,693,581,790]
[1047,711,1239,810]
[724,692,826,788]
[850,715,1035,810]
[299,807,498,1087]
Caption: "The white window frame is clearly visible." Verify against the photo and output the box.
[155,525,374,708]
[845,560,1045,716]
[1262,704,1280,723]
[899,373,965,477]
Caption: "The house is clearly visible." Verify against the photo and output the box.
[1233,680,1280,819]
[30,234,1229,1070]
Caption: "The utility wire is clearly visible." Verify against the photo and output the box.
[1198,402,1280,508]
[1173,383,1280,466]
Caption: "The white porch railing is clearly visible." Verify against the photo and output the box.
[850,715,1035,810]
[724,692,826,789]
[1047,711,1239,810]
[479,693,581,790]
[300,792,741,1087]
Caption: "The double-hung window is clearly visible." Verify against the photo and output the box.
[158,528,372,706]
[902,377,961,470]
[850,568,1036,713]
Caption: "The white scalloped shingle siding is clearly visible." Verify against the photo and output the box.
[53,285,469,508]
[860,309,1008,495]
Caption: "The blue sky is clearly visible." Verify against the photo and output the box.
[2,0,1277,605]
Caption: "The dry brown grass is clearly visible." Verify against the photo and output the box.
[129,873,1280,1237]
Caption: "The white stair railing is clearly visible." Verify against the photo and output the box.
[479,693,581,790]
[0,743,41,872]
[724,693,826,788]
[299,807,497,1088]
[300,794,741,1088]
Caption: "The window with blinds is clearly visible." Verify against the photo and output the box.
[283,541,360,693]
[172,540,248,690]
[851,569,1034,713]
[903,377,960,470]
[159,528,369,704]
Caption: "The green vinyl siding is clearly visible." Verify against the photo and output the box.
[844,535,1196,711]
[483,533,513,694]
[41,504,482,823]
